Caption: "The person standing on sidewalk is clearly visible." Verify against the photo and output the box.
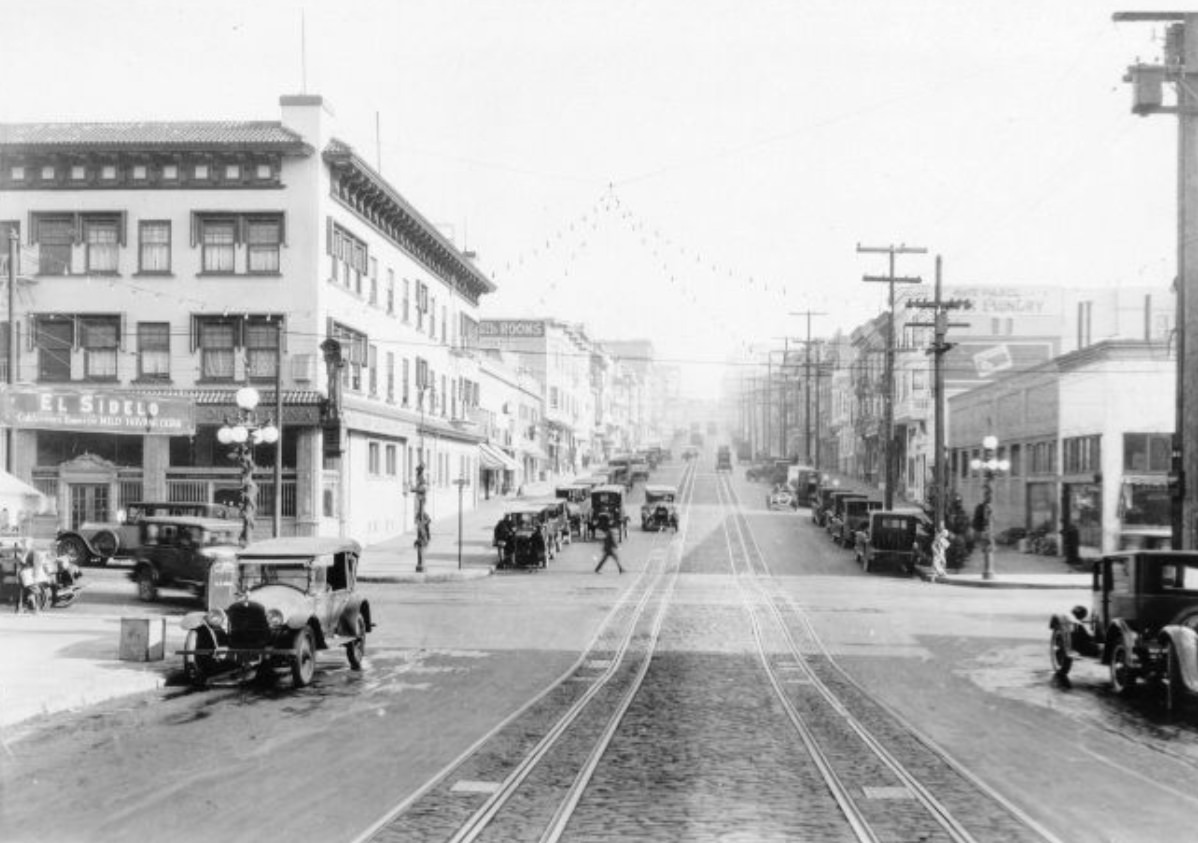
[595,526,624,574]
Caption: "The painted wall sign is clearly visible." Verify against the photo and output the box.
[479,320,546,338]
[0,388,196,435]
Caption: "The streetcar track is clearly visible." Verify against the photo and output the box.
[356,462,697,842]
[719,474,1063,843]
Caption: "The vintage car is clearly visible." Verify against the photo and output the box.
[745,462,772,482]
[767,486,795,510]
[813,488,857,528]
[529,498,571,551]
[130,516,244,603]
[630,459,651,483]
[177,537,371,689]
[831,498,883,547]
[1049,551,1198,709]
[605,457,633,489]
[57,500,238,566]
[854,510,925,574]
[641,484,679,532]
[716,446,733,473]
[588,484,628,541]
[825,493,868,537]
[555,484,592,537]
[493,506,553,569]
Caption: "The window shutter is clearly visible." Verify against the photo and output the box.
[190,213,200,247]
[326,217,333,254]
[190,315,200,352]
[118,211,127,246]
[119,313,127,352]
[279,212,287,246]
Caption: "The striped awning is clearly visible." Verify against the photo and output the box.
[479,442,519,472]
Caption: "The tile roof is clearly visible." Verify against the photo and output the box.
[0,122,309,152]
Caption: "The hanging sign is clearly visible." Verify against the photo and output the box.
[0,387,196,435]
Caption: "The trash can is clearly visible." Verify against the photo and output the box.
[119,617,166,662]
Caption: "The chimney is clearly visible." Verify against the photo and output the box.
[279,94,333,146]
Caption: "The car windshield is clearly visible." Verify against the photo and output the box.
[238,561,312,591]
[202,529,240,547]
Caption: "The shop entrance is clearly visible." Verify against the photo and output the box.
[69,483,111,530]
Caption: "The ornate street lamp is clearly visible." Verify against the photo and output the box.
[970,435,1010,580]
[404,385,432,573]
[217,386,279,546]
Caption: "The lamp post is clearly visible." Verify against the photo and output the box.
[217,386,279,546]
[970,435,1010,581]
[410,385,431,573]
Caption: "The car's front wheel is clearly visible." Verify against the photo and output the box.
[346,615,366,671]
[291,627,316,688]
[1050,627,1073,678]
[184,627,218,688]
[1110,642,1136,695]
[57,535,90,567]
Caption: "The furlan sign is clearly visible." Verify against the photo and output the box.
[0,388,196,436]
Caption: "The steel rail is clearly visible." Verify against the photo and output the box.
[722,475,1063,843]
[449,461,696,843]
[353,462,696,843]
[714,477,881,843]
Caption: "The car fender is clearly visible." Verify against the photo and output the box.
[1161,625,1198,693]
[1103,619,1140,664]
[337,597,373,637]
[57,530,98,555]
[179,610,209,631]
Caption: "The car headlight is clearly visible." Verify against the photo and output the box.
[266,608,285,629]
[204,608,228,631]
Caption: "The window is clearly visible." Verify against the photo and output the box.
[330,322,367,392]
[101,165,116,181]
[137,322,170,380]
[194,164,209,179]
[37,216,73,275]
[402,358,410,405]
[386,444,397,476]
[1009,443,1022,477]
[10,166,24,180]
[81,317,119,379]
[246,218,281,273]
[442,306,448,344]
[133,165,147,180]
[550,386,559,409]
[84,218,119,273]
[441,374,447,417]
[368,442,381,475]
[41,166,54,180]
[256,163,272,179]
[329,223,367,290]
[36,317,73,382]
[1124,432,1172,473]
[225,164,240,179]
[71,165,86,180]
[369,258,378,304]
[1063,434,1101,474]
[163,164,178,180]
[387,270,395,315]
[403,279,411,322]
[245,320,280,380]
[1078,301,1093,348]
[386,352,395,402]
[200,320,236,380]
[138,221,171,273]
[368,344,378,396]
[201,218,236,273]
[430,295,437,338]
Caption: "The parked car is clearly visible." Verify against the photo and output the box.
[177,537,372,688]
[589,485,628,541]
[832,498,883,547]
[555,484,592,538]
[57,500,238,566]
[493,506,554,569]
[529,498,571,552]
[630,459,651,483]
[1049,551,1198,710]
[854,510,925,574]
[129,516,244,603]
[641,484,679,531]
[716,446,732,473]
[825,493,868,538]
[813,489,858,528]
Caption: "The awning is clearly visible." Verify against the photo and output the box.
[479,442,519,472]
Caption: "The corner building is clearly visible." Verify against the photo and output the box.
[0,95,494,543]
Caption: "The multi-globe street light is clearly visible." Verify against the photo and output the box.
[970,435,1010,581]
[217,386,279,545]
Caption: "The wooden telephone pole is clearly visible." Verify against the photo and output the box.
[790,310,826,465]
[858,243,925,509]
[906,256,971,532]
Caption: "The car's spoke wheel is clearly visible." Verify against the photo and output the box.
[346,615,366,671]
[57,536,89,566]
[1165,640,1183,713]
[1050,627,1073,677]
[91,530,119,563]
[1110,643,1135,695]
[136,567,157,602]
[184,627,218,688]
[291,628,316,688]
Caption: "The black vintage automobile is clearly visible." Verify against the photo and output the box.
[1049,551,1198,710]
[130,516,243,603]
[854,510,925,575]
[555,484,592,538]
[824,492,868,537]
[177,537,372,689]
[813,489,860,529]
[493,506,553,569]
[588,484,628,541]
[641,484,679,532]
[831,497,883,547]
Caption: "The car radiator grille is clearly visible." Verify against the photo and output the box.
[226,603,272,649]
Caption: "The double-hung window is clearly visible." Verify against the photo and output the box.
[37,216,74,276]
[36,317,73,382]
[137,322,170,380]
[245,320,280,379]
[387,270,395,315]
[403,279,411,322]
[402,358,410,405]
[201,218,236,273]
[85,219,119,273]
[81,316,119,379]
[139,221,171,273]
[200,320,236,379]
[386,352,395,402]
[246,218,281,273]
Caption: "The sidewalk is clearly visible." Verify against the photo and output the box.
[914,546,1091,589]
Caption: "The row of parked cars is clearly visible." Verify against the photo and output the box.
[810,486,929,575]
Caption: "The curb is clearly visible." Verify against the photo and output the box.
[913,564,1087,589]
[359,567,494,584]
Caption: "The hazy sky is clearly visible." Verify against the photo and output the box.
[0,0,1180,396]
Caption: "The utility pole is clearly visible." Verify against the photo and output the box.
[906,256,971,532]
[6,225,17,473]
[1114,12,1196,549]
[858,243,925,509]
[790,310,826,465]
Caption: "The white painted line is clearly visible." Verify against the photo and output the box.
[862,786,913,800]
[451,780,502,795]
